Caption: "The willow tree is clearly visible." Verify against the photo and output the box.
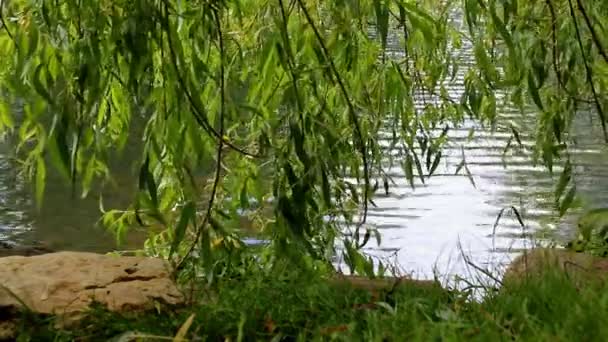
[0,0,464,277]
[0,0,605,279]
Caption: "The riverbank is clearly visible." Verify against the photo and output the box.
[4,249,608,341]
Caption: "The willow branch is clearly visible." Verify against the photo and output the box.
[575,0,608,64]
[0,0,16,47]
[177,5,226,272]
[295,0,370,230]
[567,0,608,142]
[277,0,304,114]
[159,0,259,158]
[545,0,563,89]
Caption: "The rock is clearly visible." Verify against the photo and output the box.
[0,251,184,333]
[503,248,608,286]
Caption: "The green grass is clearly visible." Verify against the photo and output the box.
[10,261,608,341]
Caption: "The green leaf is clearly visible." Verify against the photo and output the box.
[208,216,226,234]
[373,228,381,246]
[347,182,359,204]
[429,151,442,176]
[47,133,71,181]
[35,156,46,210]
[403,154,415,188]
[464,164,476,188]
[26,24,39,61]
[81,157,97,198]
[510,125,522,147]
[240,179,249,210]
[488,3,515,61]
[32,64,54,105]
[170,201,196,258]
[0,100,14,130]
[41,3,53,29]
[555,159,572,202]
[400,2,437,40]
[542,142,554,174]
[412,152,426,185]
[139,156,158,208]
[383,177,389,195]
[527,72,543,110]
[359,228,371,248]
[559,185,576,217]
[474,42,496,83]
[321,166,331,208]
[70,130,80,187]
[552,116,562,143]
[217,210,231,220]
[373,0,389,50]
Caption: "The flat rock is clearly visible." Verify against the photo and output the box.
[0,251,184,317]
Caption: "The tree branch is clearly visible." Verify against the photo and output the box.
[159,0,259,158]
[575,0,608,64]
[567,0,607,142]
[176,4,226,272]
[295,0,370,231]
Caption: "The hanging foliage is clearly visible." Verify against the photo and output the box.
[0,0,605,277]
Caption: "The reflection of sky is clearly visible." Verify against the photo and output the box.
[336,107,608,286]
[348,149,539,281]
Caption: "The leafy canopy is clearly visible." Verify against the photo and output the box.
[0,0,606,276]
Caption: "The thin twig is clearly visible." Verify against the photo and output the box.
[567,0,608,142]
[545,0,563,89]
[575,0,608,64]
[545,0,608,104]
[0,0,16,47]
[159,0,258,158]
[277,0,304,114]
[176,4,225,272]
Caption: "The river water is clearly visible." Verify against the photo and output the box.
[344,17,608,283]
[2,15,608,284]
[347,107,608,283]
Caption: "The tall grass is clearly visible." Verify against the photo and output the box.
[11,256,608,341]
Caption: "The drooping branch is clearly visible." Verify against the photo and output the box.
[545,0,563,89]
[159,0,259,158]
[176,4,226,272]
[0,0,16,47]
[277,0,304,114]
[575,0,608,64]
[567,0,608,142]
[295,0,370,230]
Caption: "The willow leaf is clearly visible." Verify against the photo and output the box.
[170,201,196,258]
[35,156,46,209]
